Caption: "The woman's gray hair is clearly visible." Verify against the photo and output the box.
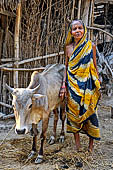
[70,20,85,31]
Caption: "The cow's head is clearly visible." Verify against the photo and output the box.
[6,84,45,135]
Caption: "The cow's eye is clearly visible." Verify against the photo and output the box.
[29,104,32,109]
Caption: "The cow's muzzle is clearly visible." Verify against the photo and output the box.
[16,128,26,135]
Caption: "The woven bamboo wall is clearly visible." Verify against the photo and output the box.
[0,0,113,115]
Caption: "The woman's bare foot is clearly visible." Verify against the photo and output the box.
[88,137,93,152]
[74,133,81,151]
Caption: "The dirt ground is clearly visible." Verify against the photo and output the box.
[0,95,113,170]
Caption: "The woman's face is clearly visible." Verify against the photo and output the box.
[71,21,84,42]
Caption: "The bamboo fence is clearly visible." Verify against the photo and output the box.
[0,0,113,116]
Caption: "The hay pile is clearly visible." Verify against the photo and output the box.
[0,132,104,170]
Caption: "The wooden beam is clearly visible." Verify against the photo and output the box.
[1,67,45,72]
[0,51,64,68]
[87,26,113,39]
[93,24,111,29]
[16,51,64,65]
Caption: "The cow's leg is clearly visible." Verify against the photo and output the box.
[59,105,66,143]
[35,114,49,164]
[48,108,59,145]
[28,123,38,159]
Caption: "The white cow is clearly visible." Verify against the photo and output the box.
[6,64,66,163]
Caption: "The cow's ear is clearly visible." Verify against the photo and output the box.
[32,94,46,100]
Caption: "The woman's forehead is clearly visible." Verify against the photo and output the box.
[72,20,83,26]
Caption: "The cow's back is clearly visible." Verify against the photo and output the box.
[28,64,65,112]
[42,64,65,111]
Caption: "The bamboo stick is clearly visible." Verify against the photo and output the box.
[1,67,45,72]
[0,52,64,68]
[82,0,90,26]
[0,63,13,68]
[87,26,113,38]
[14,1,21,88]
[93,24,111,29]
[46,0,52,55]
[89,0,94,40]
[77,0,81,19]
[14,52,64,65]
[0,102,13,109]
[71,0,76,20]
[1,114,15,120]
[91,0,94,41]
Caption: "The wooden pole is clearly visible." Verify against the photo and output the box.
[77,0,81,19]
[88,0,94,40]
[82,0,90,26]
[46,0,52,55]
[90,0,94,41]
[71,0,76,20]
[14,1,21,88]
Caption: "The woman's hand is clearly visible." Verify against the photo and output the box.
[59,84,67,101]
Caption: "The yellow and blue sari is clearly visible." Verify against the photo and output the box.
[66,26,101,140]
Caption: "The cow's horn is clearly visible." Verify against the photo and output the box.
[6,84,14,93]
[30,84,40,94]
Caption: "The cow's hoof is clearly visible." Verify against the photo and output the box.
[59,135,65,143]
[48,136,55,145]
[35,155,43,164]
[28,150,36,159]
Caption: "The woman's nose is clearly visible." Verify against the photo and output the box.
[75,28,79,32]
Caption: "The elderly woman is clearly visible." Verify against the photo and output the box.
[60,20,101,152]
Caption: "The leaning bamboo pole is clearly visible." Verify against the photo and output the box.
[88,0,93,39]
[90,0,94,41]
[14,1,21,88]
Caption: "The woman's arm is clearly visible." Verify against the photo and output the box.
[60,46,69,100]
[62,51,68,85]
[92,43,99,78]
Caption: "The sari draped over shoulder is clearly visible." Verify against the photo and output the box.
[65,26,101,140]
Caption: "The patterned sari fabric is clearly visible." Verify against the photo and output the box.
[66,26,101,140]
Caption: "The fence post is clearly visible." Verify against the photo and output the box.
[77,0,81,19]
[14,1,21,88]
